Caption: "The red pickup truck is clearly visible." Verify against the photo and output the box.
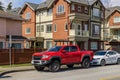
[31,45,94,72]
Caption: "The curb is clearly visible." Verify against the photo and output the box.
[0,68,35,78]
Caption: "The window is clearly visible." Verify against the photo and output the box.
[46,24,52,33]
[65,23,68,31]
[92,24,100,37]
[12,43,21,49]
[0,42,3,49]
[91,42,98,50]
[54,24,57,32]
[37,25,40,32]
[78,6,81,12]
[40,25,44,32]
[70,23,75,29]
[71,4,75,10]
[47,9,52,15]
[63,46,70,52]
[25,28,31,34]
[57,5,65,14]
[25,12,31,19]
[114,16,120,23]
[93,8,100,17]
[70,46,78,52]
[84,6,88,13]
[84,24,88,31]
[46,41,52,49]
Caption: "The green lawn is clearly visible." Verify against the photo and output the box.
[0,63,32,68]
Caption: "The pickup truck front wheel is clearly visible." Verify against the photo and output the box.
[81,58,90,68]
[34,66,44,71]
[49,60,60,72]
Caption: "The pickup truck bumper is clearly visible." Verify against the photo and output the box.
[31,60,50,66]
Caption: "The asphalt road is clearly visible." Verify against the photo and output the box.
[1,64,120,80]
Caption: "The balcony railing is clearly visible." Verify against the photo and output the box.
[69,30,89,37]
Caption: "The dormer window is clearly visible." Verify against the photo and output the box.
[57,5,65,14]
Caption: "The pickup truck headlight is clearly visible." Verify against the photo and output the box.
[42,55,49,59]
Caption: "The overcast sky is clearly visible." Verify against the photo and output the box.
[0,0,119,8]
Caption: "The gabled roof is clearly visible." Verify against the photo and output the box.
[19,2,39,14]
[37,0,54,10]
[0,10,24,21]
[105,6,120,19]
[68,0,89,5]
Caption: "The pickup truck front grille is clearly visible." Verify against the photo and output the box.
[33,56,42,60]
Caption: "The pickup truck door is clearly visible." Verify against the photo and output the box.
[60,46,73,64]
[69,46,81,63]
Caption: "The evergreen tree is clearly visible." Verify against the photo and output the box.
[7,2,12,10]
[0,1,4,11]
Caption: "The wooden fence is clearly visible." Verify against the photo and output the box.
[0,48,47,65]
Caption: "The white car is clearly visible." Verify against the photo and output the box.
[91,50,120,66]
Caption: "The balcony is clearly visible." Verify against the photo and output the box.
[69,30,89,37]
[69,13,90,21]
[109,35,120,41]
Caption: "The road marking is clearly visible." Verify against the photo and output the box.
[101,76,120,80]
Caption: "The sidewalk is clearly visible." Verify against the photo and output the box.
[0,66,34,77]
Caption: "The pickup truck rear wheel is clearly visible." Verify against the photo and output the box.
[49,60,60,72]
[81,58,90,68]
[34,66,44,71]
[67,64,74,68]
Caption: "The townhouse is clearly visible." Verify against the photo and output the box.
[104,6,120,50]
[0,10,26,49]
[19,2,39,48]
[20,0,105,51]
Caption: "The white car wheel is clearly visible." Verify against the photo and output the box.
[117,58,120,64]
[100,59,106,66]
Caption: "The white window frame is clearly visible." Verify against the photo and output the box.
[57,5,65,14]
[114,16,120,23]
[25,27,31,34]
[91,42,98,50]
[47,8,52,15]
[93,8,100,17]
[65,23,68,31]
[78,6,81,12]
[54,24,57,32]
[84,6,88,13]
[71,4,75,11]
[46,24,52,33]
[25,12,31,19]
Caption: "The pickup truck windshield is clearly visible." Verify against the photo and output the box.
[48,46,62,52]
[95,51,106,56]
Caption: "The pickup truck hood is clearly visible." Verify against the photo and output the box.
[33,51,57,56]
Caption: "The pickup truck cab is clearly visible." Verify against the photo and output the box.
[31,45,94,72]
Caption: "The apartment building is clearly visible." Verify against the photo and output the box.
[19,2,39,48]
[104,6,120,50]
[0,10,26,49]
[20,0,105,51]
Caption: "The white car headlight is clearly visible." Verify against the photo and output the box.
[42,55,49,59]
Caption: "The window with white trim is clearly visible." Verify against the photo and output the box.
[93,8,100,17]
[0,42,3,49]
[46,24,52,33]
[91,42,98,50]
[65,23,68,31]
[78,6,81,12]
[71,4,75,10]
[54,24,57,32]
[25,12,31,19]
[114,16,120,23]
[57,5,65,14]
[47,8,52,15]
[84,6,88,13]
[25,27,31,34]
[40,25,44,32]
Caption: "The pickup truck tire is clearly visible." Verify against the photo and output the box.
[81,58,90,68]
[100,59,106,66]
[67,64,74,68]
[34,66,44,71]
[49,60,60,72]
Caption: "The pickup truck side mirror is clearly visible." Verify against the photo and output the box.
[61,50,66,53]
